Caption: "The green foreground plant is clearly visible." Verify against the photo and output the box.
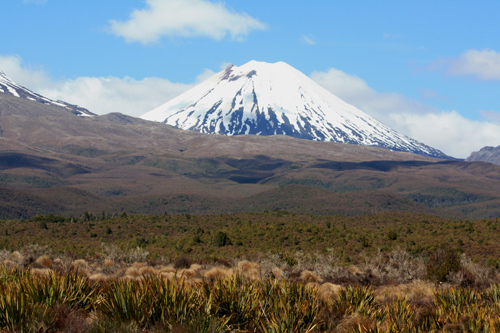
[2,265,500,332]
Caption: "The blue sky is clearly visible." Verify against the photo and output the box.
[1,0,500,158]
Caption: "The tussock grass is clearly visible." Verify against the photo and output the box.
[2,209,500,331]
[1,262,500,331]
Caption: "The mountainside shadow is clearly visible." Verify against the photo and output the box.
[310,160,457,172]
[0,152,90,177]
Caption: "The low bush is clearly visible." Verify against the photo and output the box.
[426,245,461,283]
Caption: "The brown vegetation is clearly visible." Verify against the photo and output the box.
[2,93,500,220]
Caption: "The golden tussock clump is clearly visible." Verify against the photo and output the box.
[3,260,16,267]
[35,255,53,268]
[72,259,88,270]
[11,251,24,265]
[103,259,114,267]
[89,273,109,282]
[337,312,376,333]
[271,267,284,279]
[202,267,233,280]
[299,270,322,284]
[237,260,262,280]
[189,263,202,271]
[139,266,155,275]
[348,265,363,275]
[161,271,177,281]
[131,262,146,268]
[318,282,343,298]
[53,258,64,268]
[157,266,176,275]
[178,268,198,279]
[375,280,435,302]
[32,268,52,276]
[124,266,142,279]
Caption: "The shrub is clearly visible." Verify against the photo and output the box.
[359,235,370,248]
[426,246,461,282]
[174,256,192,269]
[387,230,398,241]
[214,231,232,247]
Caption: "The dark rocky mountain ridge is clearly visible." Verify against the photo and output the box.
[466,145,500,165]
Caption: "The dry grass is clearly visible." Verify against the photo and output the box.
[318,282,343,299]
[124,266,142,280]
[35,255,53,268]
[201,267,233,280]
[1,251,500,332]
[375,280,435,303]
[0,245,498,296]
[237,260,262,280]
[103,259,114,267]
[336,313,376,333]
[31,268,52,276]
[300,270,322,284]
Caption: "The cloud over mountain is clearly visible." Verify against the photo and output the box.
[2,54,499,158]
[310,66,500,158]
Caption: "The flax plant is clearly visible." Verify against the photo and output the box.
[20,270,97,311]
[258,279,321,332]
[203,273,258,330]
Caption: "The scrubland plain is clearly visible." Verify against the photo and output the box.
[0,212,500,331]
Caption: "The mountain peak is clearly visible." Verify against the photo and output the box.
[466,145,500,165]
[141,60,448,158]
[0,71,95,117]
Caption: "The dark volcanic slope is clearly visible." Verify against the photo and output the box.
[1,93,500,219]
[0,93,441,161]
[466,145,500,165]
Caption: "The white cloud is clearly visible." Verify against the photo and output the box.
[39,76,194,117]
[310,68,435,122]
[389,111,500,158]
[478,110,500,123]
[0,54,200,117]
[300,34,316,45]
[310,67,500,158]
[444,49,500,80]
[194,68,217,82]
[0,55,52,88]
[110,0,266,44]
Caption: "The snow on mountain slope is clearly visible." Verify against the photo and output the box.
[142,61,447,158]
[0,71,94,117]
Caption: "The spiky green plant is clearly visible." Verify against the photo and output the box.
[203,274,258,330]
[0,285,30,331]
[434,287,478,315]
[258,280,320,333]
[334,285,376,315]
[483,283,500,304]
[0,267,55,332]
[379,298,418,332]
[20,270,97,311]
[100,277,161,327]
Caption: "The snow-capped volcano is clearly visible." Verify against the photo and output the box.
[0,71,94,117]
[142,61,446,158]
